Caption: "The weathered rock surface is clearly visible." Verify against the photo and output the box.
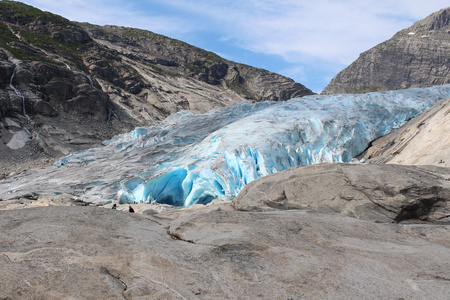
[82,24,313,106]
[360,98,450,167]
[0,1,313,176]
[322,7,450,94]
[233,163,450,223]
[1,162,449,299]
[0,56,137,178]
[0,204,449,299]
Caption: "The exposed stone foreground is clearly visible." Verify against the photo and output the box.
[1,163,449,299]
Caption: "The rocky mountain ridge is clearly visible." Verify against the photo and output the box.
[322,7,450,94]
[0,1,313,176]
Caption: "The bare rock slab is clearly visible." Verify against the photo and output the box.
[1,206,449,299]
[232,163,450,223]
[361,97,450,167]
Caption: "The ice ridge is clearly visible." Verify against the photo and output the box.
[1,85,450,206]
[107,85,450,206]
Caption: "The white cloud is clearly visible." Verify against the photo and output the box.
[145,0,448,64]
[278,66,307,83]
[22,0,449,64]
[21,0,195,35]
[19,0,450,90]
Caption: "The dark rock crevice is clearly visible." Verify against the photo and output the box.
[100,266,128,299]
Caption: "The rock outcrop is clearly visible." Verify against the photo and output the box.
[0,199,449,299]
[0,1,313,177]
[82,24,313,107]
[360,97,450,167]
[322,7,450,94]
[233,163,450,223]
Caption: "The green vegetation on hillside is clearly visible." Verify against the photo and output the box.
[0,1,91,60]
[349,85,380,94]
[99,25,225,64]
[0,21,19,45]
[106,26,198,49]
[19,29,86,54]
[0,22,28,58]
[0,0,71,26]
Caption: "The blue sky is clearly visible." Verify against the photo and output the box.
[20,0,449,92]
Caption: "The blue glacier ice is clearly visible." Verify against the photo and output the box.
[1,85,450,206]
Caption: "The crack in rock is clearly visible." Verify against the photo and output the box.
[100,267,128,297]
[1,253,13,263]
[167,228,196,244]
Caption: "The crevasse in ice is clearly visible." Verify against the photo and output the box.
[91,85,450,206]
[2,85,450,206]
[113,85,450,206]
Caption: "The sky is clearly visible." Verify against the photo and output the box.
[19,0,450,93]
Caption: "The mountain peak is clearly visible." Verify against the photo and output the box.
[322,7,450,94]
[427,6,450,30]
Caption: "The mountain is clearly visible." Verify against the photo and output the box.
[322,7,450,94]
[0,1,313,177]
[322,6,450,178]
[1,85,449,205]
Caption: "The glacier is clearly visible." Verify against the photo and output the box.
[1,85,450,206]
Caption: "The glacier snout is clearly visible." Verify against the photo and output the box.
[1,85,449,206]
[114,85,450,206]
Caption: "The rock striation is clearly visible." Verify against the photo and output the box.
[322,7,450,94]
[82,24,313,106]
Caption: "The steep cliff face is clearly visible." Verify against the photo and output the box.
[0,1,313,176]
[359,97,450,167]
[322,7,450,94]
[82,24,312,107]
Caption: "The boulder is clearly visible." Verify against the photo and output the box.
[232,163,450,223]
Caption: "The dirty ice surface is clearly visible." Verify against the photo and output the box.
[2,85,450,206]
